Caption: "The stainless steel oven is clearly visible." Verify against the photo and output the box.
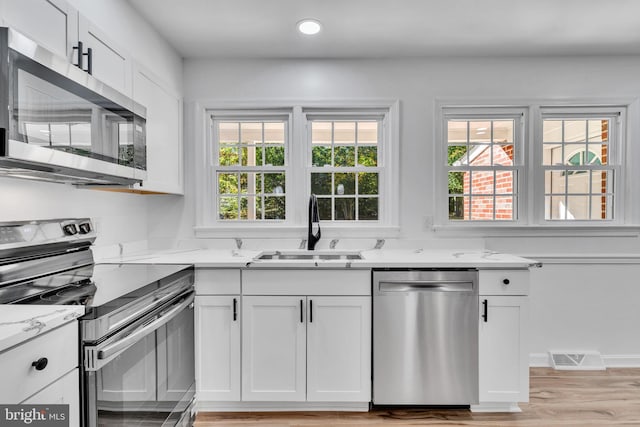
[82,284,195,427]
[0,218,195,427]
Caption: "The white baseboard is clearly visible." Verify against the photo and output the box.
[602,355,640,368]
[471,402,521,413]
[197,401,370,412]
[530,353,640,368]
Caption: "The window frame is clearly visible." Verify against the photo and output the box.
[210,110,293,224]
[436,101,633,231]
[437,106,528,227]
[304,111,386,223]
[195,101,400,238]
[534,106,625,225]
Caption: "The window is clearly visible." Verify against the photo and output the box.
[212,114,289,221]
[444,110,524,222]
[541,110,619,221]
[440,104,627,227]
[199,102,399,236]
[308,118,381,221]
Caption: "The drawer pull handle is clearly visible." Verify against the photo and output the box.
[31,357,48,371]
[503,278,510,285]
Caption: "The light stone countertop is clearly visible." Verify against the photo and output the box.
[0,306,84,353]
[100,248,538,269]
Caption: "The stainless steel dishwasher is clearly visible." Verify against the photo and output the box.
[373,269,479,406]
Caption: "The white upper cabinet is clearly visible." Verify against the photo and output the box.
[1,0,185,194]
[77,14,132,95]
[0,0,132,96]
[132,65,184,194]
[0,0,78,61]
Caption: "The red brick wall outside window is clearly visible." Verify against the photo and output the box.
[463,145,514,220]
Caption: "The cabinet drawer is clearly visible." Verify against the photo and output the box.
[242,269,371,296]
[196,269,241,295]
[479,270,529,296]
[0,322,78,403]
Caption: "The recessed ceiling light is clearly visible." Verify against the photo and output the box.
[297,19,321,35]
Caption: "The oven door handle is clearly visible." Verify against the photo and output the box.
[84,292,194,371]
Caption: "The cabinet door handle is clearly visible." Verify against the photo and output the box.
[233,298,237,321]
[309,299,313,323]
[482,299,488,322]
[300,299,304,323]
[32,357,48,371]
[84,47,93,75]
[73,41,84,69]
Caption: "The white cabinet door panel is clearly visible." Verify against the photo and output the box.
[478,296,529,403]
[1,0,78,61]
[22,368,80,427]
[196,296,240,401]
[242,296,306,401]
[78,15,131,95]
[307,296,371,402]
[132,66,183,194]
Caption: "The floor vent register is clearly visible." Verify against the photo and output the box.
[549,351,605,370]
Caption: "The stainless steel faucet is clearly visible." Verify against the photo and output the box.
[307,194,321,250]
[374,239,385,249]
[330,239,339,249]
[234,238,243,250]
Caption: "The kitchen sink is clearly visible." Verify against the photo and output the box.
[256,251,363,261]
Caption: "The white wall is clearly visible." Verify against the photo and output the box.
[165,55,640,360]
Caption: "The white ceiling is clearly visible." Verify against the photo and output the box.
[127,0,640,59]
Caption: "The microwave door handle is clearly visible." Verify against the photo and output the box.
[85,293,194,370]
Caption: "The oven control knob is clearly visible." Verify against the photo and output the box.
[31,357,48,371]
[63,224,78,236]
[78,222,92,234]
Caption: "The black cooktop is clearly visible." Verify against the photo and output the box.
[0,263,193,309]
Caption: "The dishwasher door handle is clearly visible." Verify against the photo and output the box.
[379,280,474,292]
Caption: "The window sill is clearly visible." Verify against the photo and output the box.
[432,224,640,238]
[194,224,400,239]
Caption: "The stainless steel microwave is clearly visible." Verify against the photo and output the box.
[0,27,146,186]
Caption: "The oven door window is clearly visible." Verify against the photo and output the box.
[85,302,194,427]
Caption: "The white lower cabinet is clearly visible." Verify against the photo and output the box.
[242,295,371,403]
[0,321,80,427]
[196,295,241,401]
[477,296,529,408]
[23,368,80,427]
[242,296,307,402]
[306,296,371,402]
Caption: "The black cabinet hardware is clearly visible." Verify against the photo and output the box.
[72,41,93,74]
[73,41,84,69]
[309,299,313,323]
[233,298,237,321]
[300,299,304,323]
[85,47,93,75]
[503,278,510,285]
[482,299,488,322]
[31,357,48,371]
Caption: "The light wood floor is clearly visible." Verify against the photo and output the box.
[195,368,640,426]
